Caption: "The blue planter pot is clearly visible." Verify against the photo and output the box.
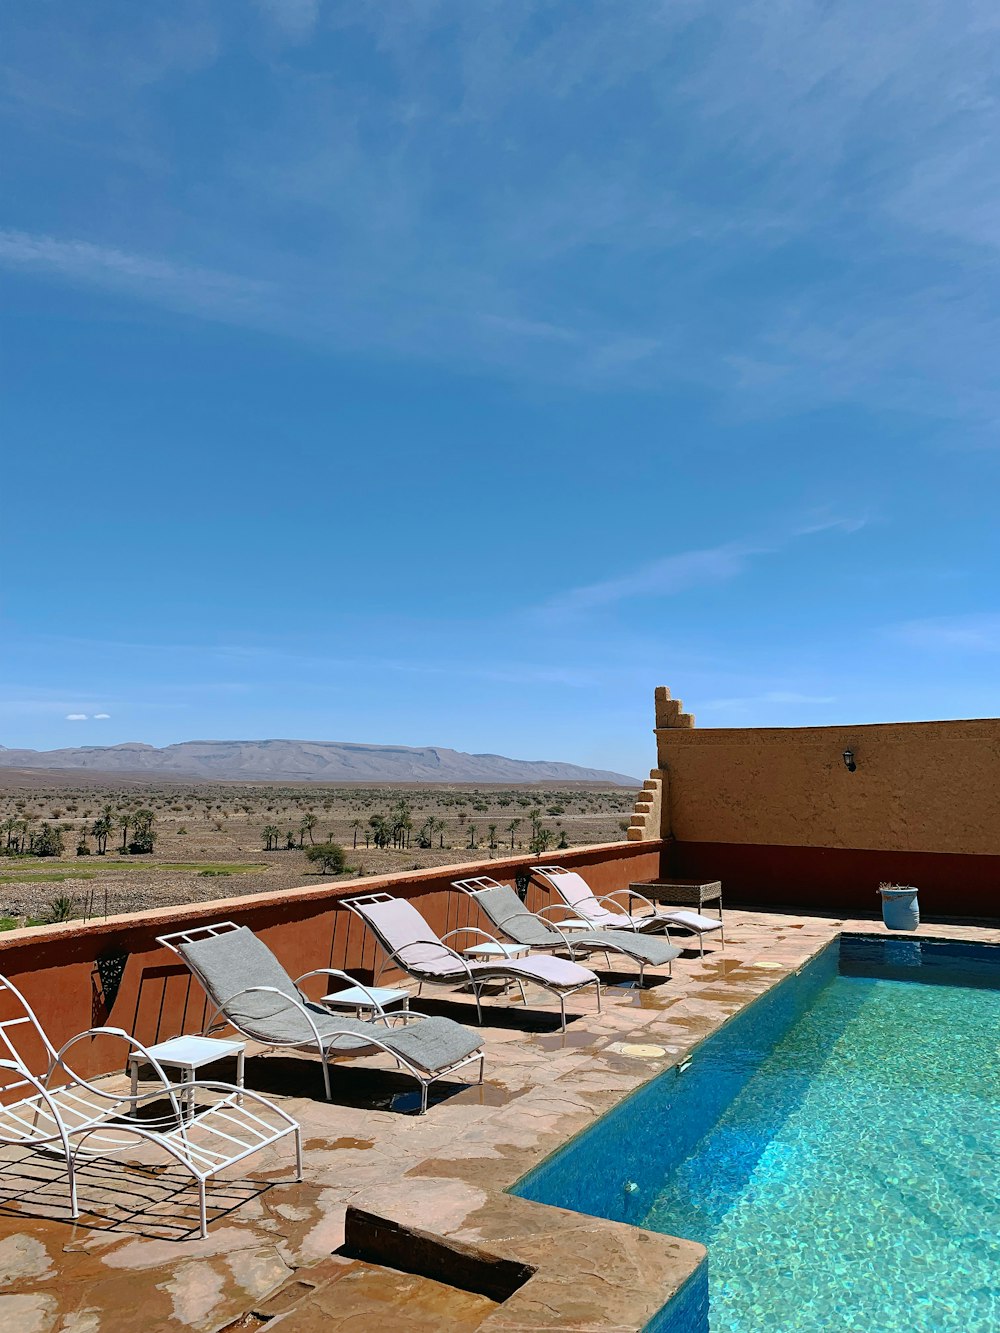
[880,886,919,931]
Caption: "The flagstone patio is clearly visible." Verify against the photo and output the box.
[2,908,998,1332]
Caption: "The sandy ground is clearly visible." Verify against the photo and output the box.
[0,777,637,924]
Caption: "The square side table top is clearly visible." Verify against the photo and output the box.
[134,1035,245,1067]
[462,942,529,959]
[322,985,408,1008]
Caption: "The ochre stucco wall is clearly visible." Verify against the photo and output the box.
[657,719,1000,854]
[653,705,1000,916]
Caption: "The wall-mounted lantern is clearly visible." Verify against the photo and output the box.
[842,748,857,773]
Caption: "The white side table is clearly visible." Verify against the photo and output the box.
[129,1035,246,1117]
[321,985,410,1019]
[462,941,530,961]
[548,918,593,932]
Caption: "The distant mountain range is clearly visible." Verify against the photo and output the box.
[0,739,639,786]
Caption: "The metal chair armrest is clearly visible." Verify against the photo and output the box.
[48,1027,184,1118]
[596,890,646,924]
[441,925,504,948]
[394,938,475,983]
[293,968,389,1018]
[520,905,580,955]
[205,985,326,1054]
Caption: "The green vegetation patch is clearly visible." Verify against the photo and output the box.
[0,860,262,876]
[0,871,97,885]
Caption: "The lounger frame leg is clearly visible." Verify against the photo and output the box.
[67,1154,78,1220]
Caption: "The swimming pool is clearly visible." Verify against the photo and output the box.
[512,935,1000,1333]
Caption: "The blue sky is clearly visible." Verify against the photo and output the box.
[3,1,1000,778]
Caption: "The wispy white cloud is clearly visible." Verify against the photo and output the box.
[93,712,112,719]
[4,0,999,417]
[65,713,88,721]
[792,513,870,538]
[540,512,866,618]
[549,543,758,617]
[889,613,1000,653]
[0,230,272,324]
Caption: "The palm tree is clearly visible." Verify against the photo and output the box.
[117,812,131,853]
[129,809,156,854]
[301,813,318,845]
[261,824,280,851]
[368,814,391,849]
[434,818,446,849]
[487,823,498,853]
[91,815,112,856]
[507,818,521,851]
[399,812,413,849]
[350,818,362,849]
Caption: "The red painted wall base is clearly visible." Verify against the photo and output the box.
[665,840,1000,919]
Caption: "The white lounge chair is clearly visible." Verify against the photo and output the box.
[0,972,301,1238]
[158,921,485,1113]
[343,892,601,1031]
[532,866,724,955]
[452,876,681,984]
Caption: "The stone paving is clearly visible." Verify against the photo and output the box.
[1,908,998,1331]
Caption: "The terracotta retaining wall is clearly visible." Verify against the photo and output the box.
[0,840,660,1079]
[664,840,1000,917]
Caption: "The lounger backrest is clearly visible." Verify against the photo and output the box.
[177,927,308,1043]
[537,868,602,914]
[473,884,556,947]
[349,896,455,972]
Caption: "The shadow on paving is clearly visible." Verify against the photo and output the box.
[0,1149,274,1240]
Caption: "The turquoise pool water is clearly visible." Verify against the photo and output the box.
[514,938,1000,1333]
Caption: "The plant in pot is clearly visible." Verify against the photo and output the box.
[878,882,919,931]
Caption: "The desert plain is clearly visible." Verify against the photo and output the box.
[0,770,638,927]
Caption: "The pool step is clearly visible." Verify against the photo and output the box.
[233,1253,498,1331]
